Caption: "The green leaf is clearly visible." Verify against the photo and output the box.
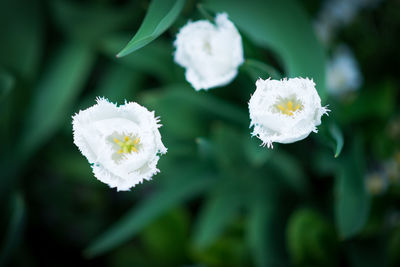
[116,0,186,57]
[335,139,370,239]
[205,0,327,100]
[246,186,284,267]
[193,181,243,249]
[100,35,174,82]
[0,193,25,266]
[0,69,15,100]
[193,235,249,266]
[175,90,248,127]
[338,80,396,124]
[242,59,282,80]
[287,209,338,266]
[330,124,344,158]
[18,43,94,160]
[50,0,138,44]
[85,170,215,257]
[141,84,248,138]
[315,119,344,159]
[247,200,275,267]
[196,137,215,160]
[0,43,94,195]
[140,208,189,265]
[78,63,142,111]
[211,123,249,174]
[267,150,309,194]
[244,136,273,167]
[196,3,215,21]
[0,0,43,80]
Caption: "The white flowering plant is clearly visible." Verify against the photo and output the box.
[72,98,167,191]
[174,13,244,90]
[249,78,329,148]
[1,0,398,266]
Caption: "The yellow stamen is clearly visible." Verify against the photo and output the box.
[275,100,302,116]
[113,136,140,154]
[287,101,293,110]
[277,105,286,112]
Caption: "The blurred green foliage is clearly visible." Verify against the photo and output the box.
[0,0,399,266]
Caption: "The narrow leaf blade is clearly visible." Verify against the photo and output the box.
[85,172,214,257]
[0,43,94,196]
[19,43,94,159]
[330,124,344,158]
[193,182,242,248]
[117,0,186,57]
[335,139,370,238]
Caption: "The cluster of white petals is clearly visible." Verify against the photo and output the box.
[174,13,244,90]
[249,78,329,148]
[326,45,362,95]
[72,98,167,191]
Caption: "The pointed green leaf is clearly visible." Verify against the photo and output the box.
[85,171,214,257]
[100,35,174,82]
[335,139,370,239]
[329,124,344,158]
[193,182,242,248]
[205,0,327,100]
[116,0,186,57]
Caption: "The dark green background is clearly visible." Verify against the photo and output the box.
[0,0,399,266]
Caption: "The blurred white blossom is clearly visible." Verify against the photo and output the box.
[249,78,329,148]
[365,171,389,196]
[314,0,384,44]
[326,45,362,95]
[174,13,244,90]
[72,98,167,191]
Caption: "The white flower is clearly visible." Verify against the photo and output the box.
[174,13,244,90]
[248,78,329,148]
[72,98,167,191]
[326,45,362,95]
[314,0,383,44]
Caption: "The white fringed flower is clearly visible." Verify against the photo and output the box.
[72,98,167,191]
[326,45,362,95]
[249,78,329,148]
[174,13,244,90]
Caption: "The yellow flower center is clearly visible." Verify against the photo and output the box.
[276,100,302,116]
[113,136,140,154]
